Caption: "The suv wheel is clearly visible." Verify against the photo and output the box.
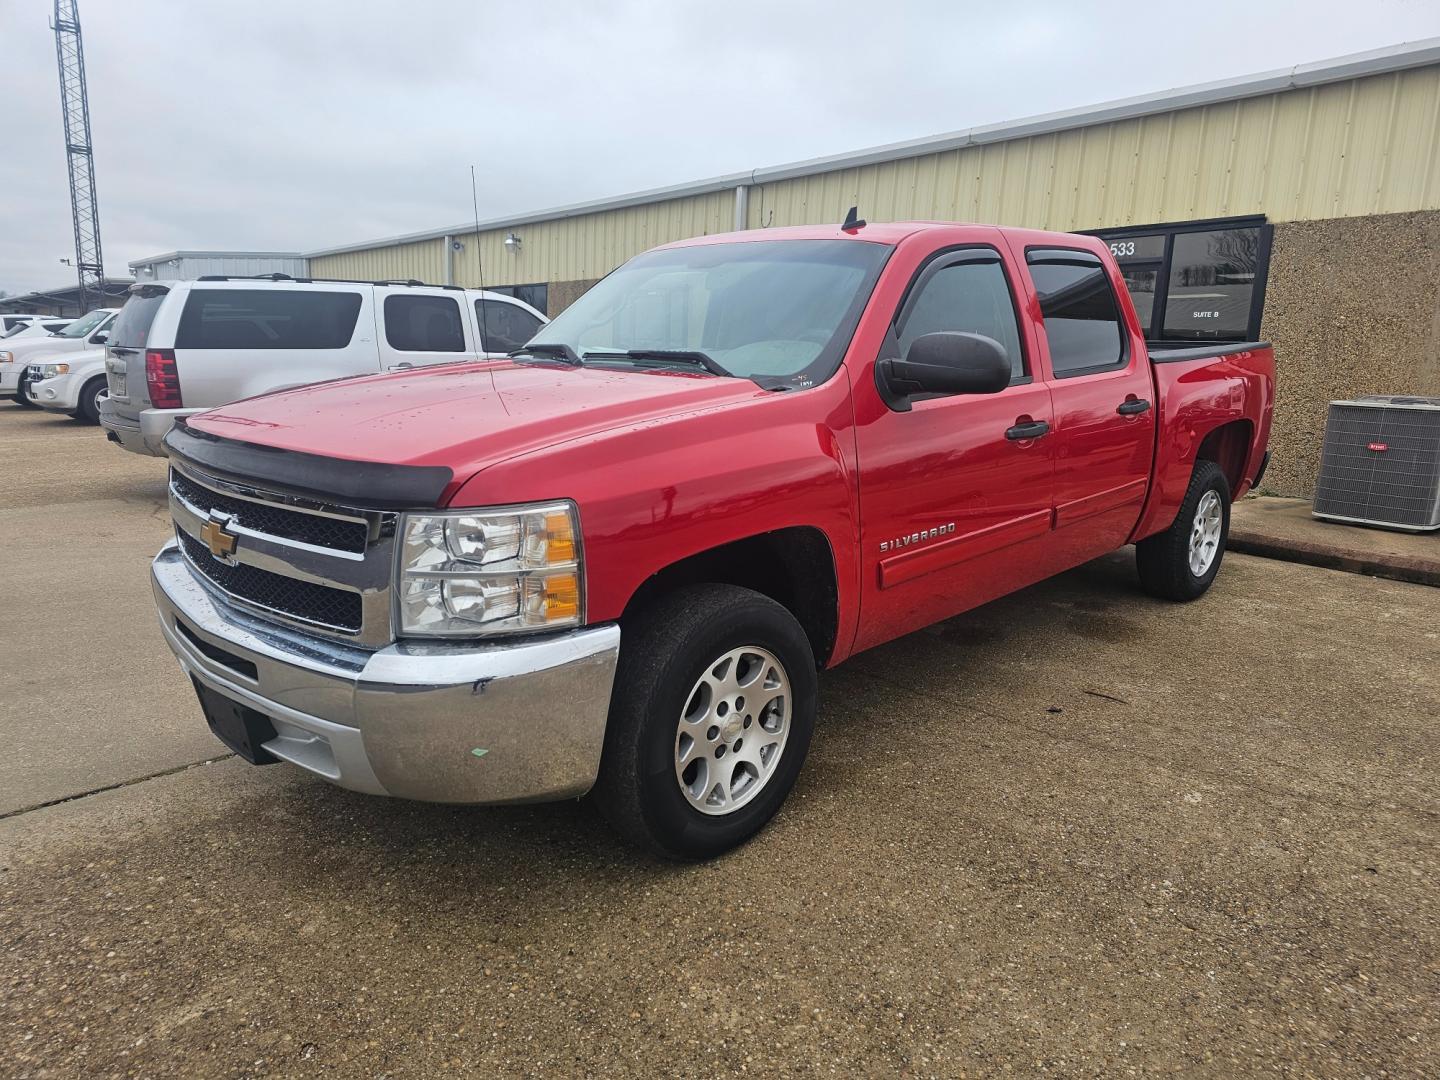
[75,376,107,424]
[591,584,817,860]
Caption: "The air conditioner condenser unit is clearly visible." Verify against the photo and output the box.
[1313,395,1440,531]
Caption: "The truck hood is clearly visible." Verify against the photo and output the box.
[186,360,768,483]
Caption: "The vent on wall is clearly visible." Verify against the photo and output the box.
[1313,396,1440,532]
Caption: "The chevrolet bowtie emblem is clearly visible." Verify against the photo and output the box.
[200,517,238,560]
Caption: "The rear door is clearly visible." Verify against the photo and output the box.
[375,288,476,370]
[166,283,375,405]
[1011,243,1155,565]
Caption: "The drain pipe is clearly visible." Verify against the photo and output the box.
[443,234,455,285]
[733,185,749,231]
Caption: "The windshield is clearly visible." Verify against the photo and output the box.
[55,309,110,338]
[532,239,891,388]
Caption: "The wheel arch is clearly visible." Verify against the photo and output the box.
[620,526,840,667]
[1195,418,1254,500]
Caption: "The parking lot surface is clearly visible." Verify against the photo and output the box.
[2,402,1437,1078]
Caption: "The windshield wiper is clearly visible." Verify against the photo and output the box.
[582,349,733,377]
[510,342,581,366]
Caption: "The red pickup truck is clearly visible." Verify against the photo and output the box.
[150,221,1274,859]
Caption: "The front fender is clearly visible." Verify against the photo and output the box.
[448,377,862,662]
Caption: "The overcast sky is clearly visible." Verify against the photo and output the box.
[3,0,1438,294]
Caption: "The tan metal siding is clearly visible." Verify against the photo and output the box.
[310,239,444,284]
[313,64,1439,285]
[747,67,1440,233]
[500,187,733,283]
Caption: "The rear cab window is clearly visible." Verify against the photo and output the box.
[384,295,466,352]
[176,289,363,349]
[1024,248,1127,378]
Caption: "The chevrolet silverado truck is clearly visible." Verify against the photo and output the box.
[150,221,1274,859]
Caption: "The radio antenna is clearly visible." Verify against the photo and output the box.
[470,165,487,296]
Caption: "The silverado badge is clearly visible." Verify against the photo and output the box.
[200,516,239,562]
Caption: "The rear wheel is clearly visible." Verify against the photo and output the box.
[591,584,817,860]
[1136,459,1231,601]
[75,376,107,424]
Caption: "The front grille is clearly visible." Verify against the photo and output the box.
[178,528,363,632]
[19,366,40,398]
[171,469,369,553]
[1314,398,1440,529]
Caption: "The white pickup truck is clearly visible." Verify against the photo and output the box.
[100,277,547,456]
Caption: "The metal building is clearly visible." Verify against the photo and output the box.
[128,250,309,283]
[306,39,1440,497]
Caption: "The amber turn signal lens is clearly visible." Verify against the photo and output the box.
[543,572,580,620]
[544,511,576,564]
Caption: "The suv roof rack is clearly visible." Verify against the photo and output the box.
[191,274,463,290]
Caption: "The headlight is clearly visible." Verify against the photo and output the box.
[397,501,583,637]
[36,363,70,378]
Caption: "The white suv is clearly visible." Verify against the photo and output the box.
[99,277,546,456]
[1,308,118,406]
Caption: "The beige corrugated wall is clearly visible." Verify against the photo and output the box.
[310,65,1440,286]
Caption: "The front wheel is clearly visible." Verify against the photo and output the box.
[1136,459,1231,601]
[590,584,817,860]
[75,376,107,424]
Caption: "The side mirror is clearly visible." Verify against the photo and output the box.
[876,331,1011,411]
[90,331,109,344]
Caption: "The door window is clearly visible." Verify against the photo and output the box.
[177,290,362,349]
[384,295,465,352]
[476,299,544,353]
[896,256,1026,380]
[1026,252,1125,377]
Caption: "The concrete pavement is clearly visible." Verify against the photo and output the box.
[1231,495,1440,587]
[2,401,1437,1077]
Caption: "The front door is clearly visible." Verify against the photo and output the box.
[852,243,1056,653]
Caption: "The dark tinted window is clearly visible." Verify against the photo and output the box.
[384,295,465,352]
[177,289,361,349]
[897,257,1025,379]
[486,283,549,315]
[476,299,543,352]
[1027,254,1125,376]
[1121,268,1158,329]
[1163,228,1259,340]
[111,293,167,349]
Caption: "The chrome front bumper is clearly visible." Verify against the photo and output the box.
[151,540,621,804]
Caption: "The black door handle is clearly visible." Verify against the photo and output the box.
[1117,398,1151,416]
[1005,420,1050,441]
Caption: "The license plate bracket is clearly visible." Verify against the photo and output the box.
[193,678,279,764]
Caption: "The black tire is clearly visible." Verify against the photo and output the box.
[1136,459,1231,601]
[10,393,38,408]
[75,376,107,424]
[590,584,817,860]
